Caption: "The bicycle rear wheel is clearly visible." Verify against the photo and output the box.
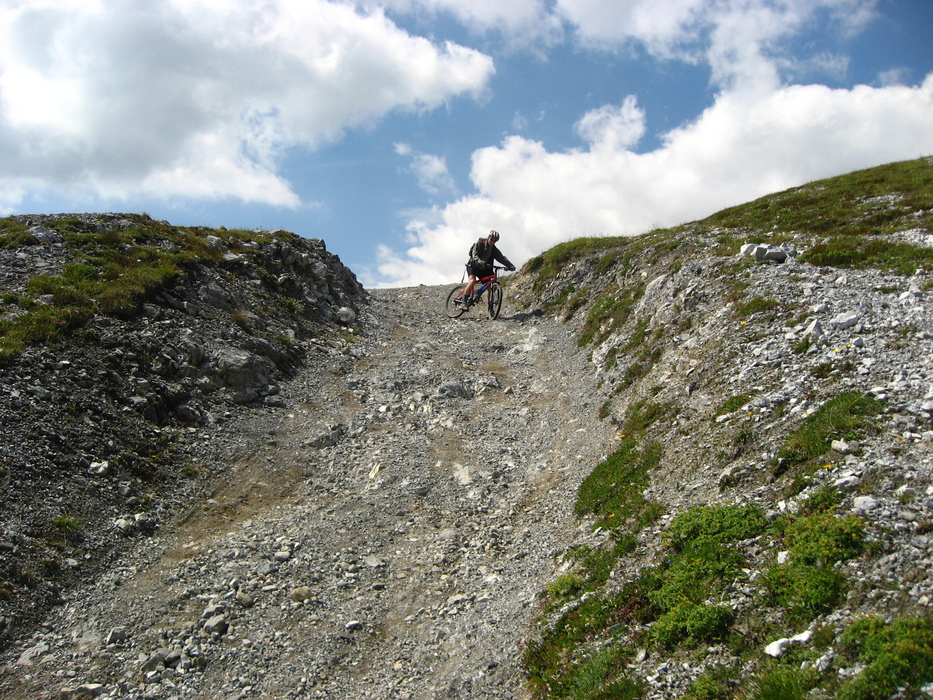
[487,282,502,319]
[445,285,466,318]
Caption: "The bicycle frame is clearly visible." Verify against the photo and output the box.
[445,266,506,320]
[470,270,498,299]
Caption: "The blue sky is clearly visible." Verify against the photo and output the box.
[1,1,932,287]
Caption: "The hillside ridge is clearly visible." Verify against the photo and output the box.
[1,159,932,698]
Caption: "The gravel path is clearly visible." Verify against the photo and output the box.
[4,283,616,699]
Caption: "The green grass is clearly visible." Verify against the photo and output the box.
[574,437,661,531]
[775,391,881,470]
[524,237,631,291]
[620,401,669,434]
[0,215,290,361]
[524,572,656,699]
[578,283,645,347]
[51,512,83,533]
[685,666,740,700]
[837,616,933,700]
[801,236,933,275]
[704,158,933,241]
[734,295,781,319]
[525,158,933,340]
[714,392,754,417]
[0,219,35,248]
[744,666,813,700]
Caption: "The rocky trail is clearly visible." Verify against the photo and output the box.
[3,283,617,699]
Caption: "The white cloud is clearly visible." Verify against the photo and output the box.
[377,75,933,287]
[0,0,494,208]
[372,0,562,44]
[395,143,457,195]
[574,96,646,151]
[556,0,878,90]
[556,0,707,55]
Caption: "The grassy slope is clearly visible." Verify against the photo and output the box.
[518,158,933,700]
[0,214,293,361]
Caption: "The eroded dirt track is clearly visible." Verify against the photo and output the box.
[4,284,616,699]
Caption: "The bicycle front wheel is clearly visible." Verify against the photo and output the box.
[445,285,466,318]
[487,282,502,319]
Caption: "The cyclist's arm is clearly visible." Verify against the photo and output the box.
[493,248,515,270]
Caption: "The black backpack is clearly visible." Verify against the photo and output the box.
[469,238,489,267]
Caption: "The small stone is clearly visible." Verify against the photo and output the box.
[88,461,111,476]
[203,615,228,636]
[292,586,314,603]
[140,650,168,673]
[105,627,128,645]
[337,306,357,324]
[830,311,859,330]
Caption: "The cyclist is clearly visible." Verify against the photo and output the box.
[459,230,515,306]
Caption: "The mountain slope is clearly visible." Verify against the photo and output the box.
[0,158,931,699]
[509,157,933,699]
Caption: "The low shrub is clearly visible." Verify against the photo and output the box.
[838,616,933,700]
[744,666,813,700]
[651,602,734,648]
[765,511,864,624]
[764,563,848,625]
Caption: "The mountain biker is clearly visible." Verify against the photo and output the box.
[460,230,515,306]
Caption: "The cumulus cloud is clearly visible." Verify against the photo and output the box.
[395,143,457,196]
[372,0,562,43]
[367,0,933,287]
[0,0,494,208]
[376,75,933,287]
[556,0,877,90]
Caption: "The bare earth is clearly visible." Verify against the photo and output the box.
[4,283,617,699]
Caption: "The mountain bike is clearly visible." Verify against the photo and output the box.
[445,266,505,320]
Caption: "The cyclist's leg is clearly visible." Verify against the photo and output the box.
[462,271,478,298]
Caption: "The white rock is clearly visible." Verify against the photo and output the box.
[830,311,859,330]
[852,496,878,514]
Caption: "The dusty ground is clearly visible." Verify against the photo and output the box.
[2,282,618,699]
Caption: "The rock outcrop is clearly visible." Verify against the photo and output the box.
[0,213,365,654]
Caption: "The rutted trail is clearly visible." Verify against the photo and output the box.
[5,284,617,699]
